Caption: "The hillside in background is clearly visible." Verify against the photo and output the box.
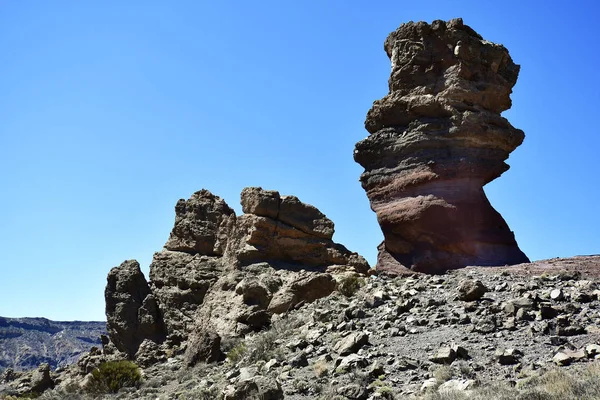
[0,317,105,371]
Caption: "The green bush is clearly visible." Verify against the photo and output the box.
[86,360,142,394]
[226,341,248,363]
[337,274,363,297]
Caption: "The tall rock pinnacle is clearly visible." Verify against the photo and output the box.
[354,18,529,274]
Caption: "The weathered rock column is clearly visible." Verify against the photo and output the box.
[354,18,529,274]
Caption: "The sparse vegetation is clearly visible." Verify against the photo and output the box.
[337,274,364,297]
[432,365,454,384]
[313,360,330,377]
[418,363,600,400]
[85,360,142,394]
[225,340,248,363]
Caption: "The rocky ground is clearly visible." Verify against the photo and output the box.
[4,255,600,399]
[0,317,105,371]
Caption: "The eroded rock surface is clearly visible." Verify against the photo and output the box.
[354,18,529,274]
[229,187,368,271]
[105,260,166,358]
[104,187,369,362]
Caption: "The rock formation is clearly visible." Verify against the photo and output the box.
[105,260,166,358]
[104,187,369,361]
[354,18,530,274]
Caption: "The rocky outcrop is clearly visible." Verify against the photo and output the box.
[104,187,369,361]
[229,187,369,271]
[164,189,236,256]
[105,260,166,358]
[354,18,529,274]
[149,251,223,345]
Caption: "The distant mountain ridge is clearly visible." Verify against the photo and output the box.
[0,316,106,371]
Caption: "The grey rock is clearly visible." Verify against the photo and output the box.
[553,349,586,366]
[289,352,308,367]
[149,251,223,343]
[495,348,523,365]
[430,346,456,364]
[184,327,223,366]
[334,332,369,356]
[336,354,368,371]
[337,383,368,400]
[550,288,564,301]
[105,260,166,358]
[224,375,283,400]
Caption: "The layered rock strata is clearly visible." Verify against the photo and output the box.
[354,18,529,274]
[104,187,369,361]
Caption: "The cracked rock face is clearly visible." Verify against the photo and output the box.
[105,260,166,358]
[105,188,369,359]
[354,18,529,274]
[229,187,367,270]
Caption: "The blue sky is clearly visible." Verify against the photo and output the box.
[1,1,598,321]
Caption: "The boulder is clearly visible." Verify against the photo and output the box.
[241,187,334,239]
[354,18,529,274]
[334,331,369,356]
[224,375,284,400]
[184,327,224,366]
[229,187,369,272]
[458,280,487,301]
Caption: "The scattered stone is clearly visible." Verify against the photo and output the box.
[337,383,368,400]
[585,344,600,357]
[550,288,564,301]
[458,280,488,301]
[183,327,223,366]
[289,353,308,368]
[430,347,456,364]
[438,379,476,392]
[495,348,523,365]
[334,332,369,356]
[553,349,586,366]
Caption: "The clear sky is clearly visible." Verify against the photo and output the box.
[1,1,598,321]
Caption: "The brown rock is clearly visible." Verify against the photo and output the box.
[240,187,334,239]
[334,331,369,356]
[229,188,369,273]
[267,272,337,314]
[457,279,487,301]
[184,326,224,366]
[104,187,369,366]
[164,189,236,255]
[354,18,529,274]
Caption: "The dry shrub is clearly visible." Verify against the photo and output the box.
[85,360,141,394]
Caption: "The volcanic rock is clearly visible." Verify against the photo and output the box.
[229,187,368,271]
[183,326,224,366]
[105,260,166,358]
[164,189,236,255]
[149,251,223,344]
[354,18,529,274]
[457,279,487,301]
[106,187,369,360]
